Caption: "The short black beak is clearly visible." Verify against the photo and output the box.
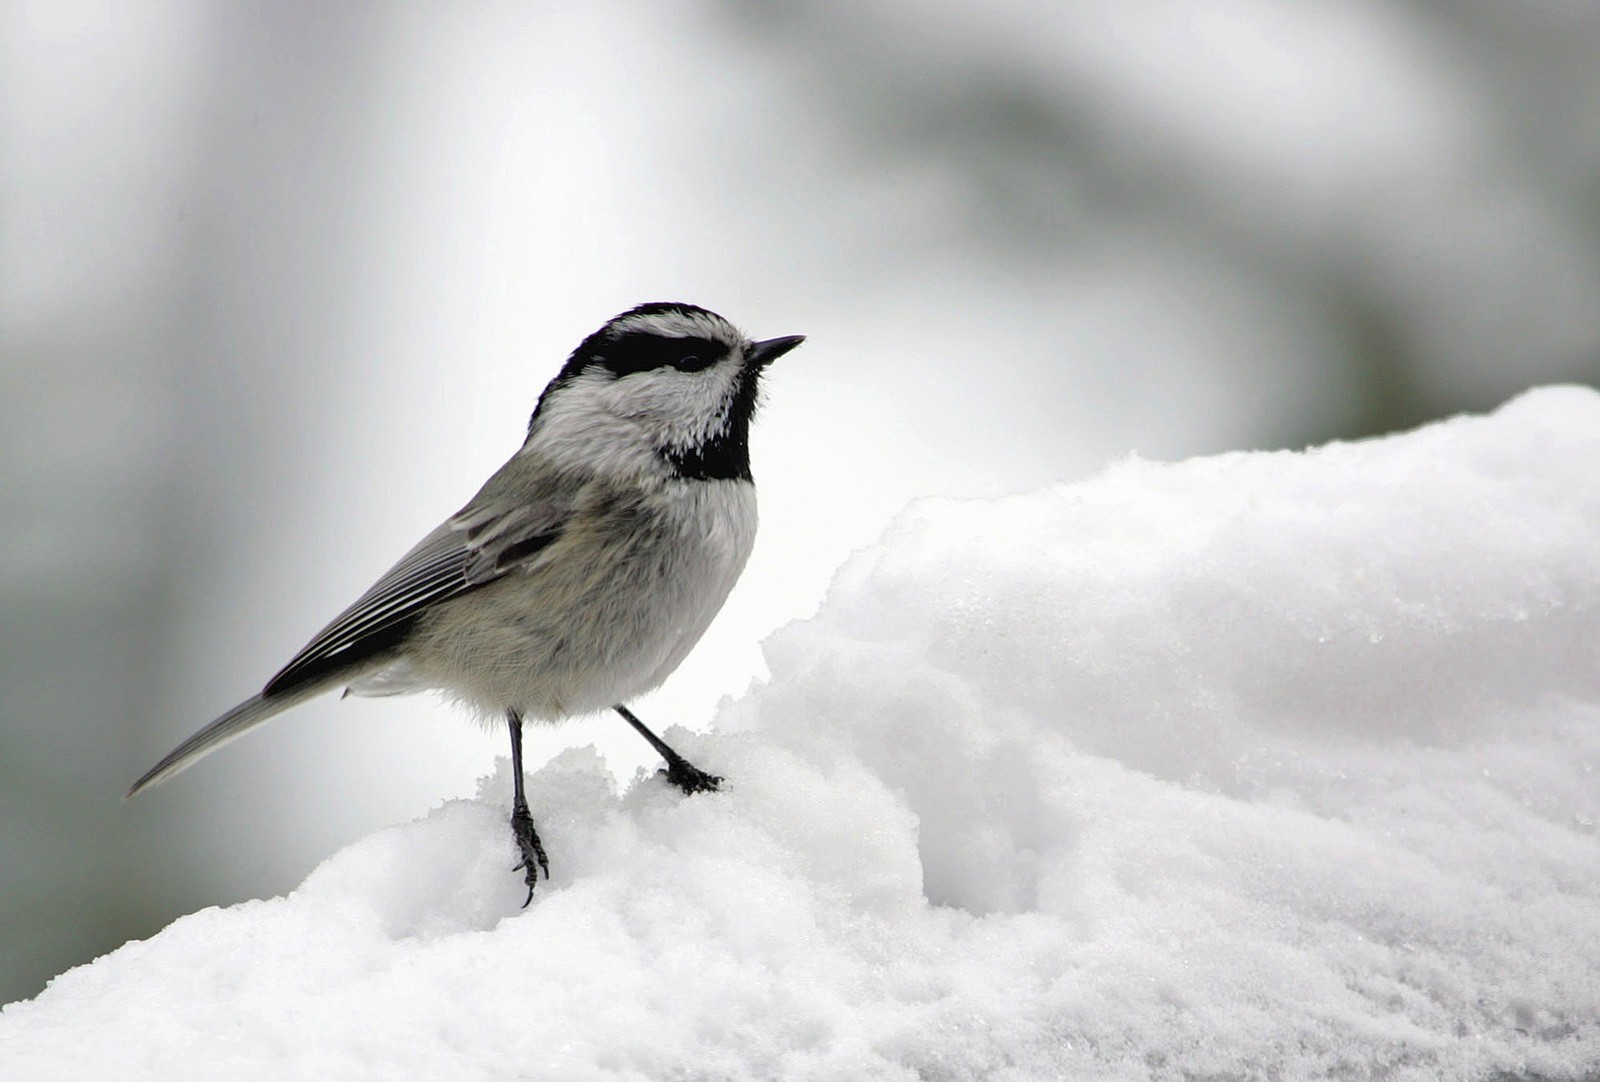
[747,334,805,367]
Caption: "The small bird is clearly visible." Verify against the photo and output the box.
[129,302,803,902]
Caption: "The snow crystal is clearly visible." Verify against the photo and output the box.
[3,387,1598,1081]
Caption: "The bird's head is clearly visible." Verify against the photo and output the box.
[526,302,804,481]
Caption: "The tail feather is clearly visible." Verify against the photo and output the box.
[127,679,335,798]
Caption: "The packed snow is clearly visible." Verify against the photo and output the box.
[4,387,1599,1080]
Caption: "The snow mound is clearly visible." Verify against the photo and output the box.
[5,387,1600,1081]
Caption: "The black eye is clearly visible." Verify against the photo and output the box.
[600,334,726,377]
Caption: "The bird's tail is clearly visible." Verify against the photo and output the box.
[127,677,339,798]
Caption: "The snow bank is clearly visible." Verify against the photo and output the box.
[5,387,1599,1081]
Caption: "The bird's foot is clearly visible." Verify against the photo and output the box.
[661,756,722,796]
[510,800,549,907]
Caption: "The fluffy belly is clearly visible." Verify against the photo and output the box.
[401,480,756,720]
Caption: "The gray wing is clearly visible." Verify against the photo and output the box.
[262,495,569,696]
[128,468,574,798]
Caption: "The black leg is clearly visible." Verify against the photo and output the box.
[614,704,722,795]
[507,710,548,905]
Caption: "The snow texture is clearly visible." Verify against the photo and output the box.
[4,386,1600,1081]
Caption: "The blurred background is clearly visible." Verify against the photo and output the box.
[4,0,1600,1005]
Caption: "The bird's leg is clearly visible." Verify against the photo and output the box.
[613,704,722,795]
[507,710,548,905]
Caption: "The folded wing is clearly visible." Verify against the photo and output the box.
[263,496,569,696]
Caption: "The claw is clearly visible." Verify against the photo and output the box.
[510,800,549,907]
[662,759,722,796]
[614,705,723,797]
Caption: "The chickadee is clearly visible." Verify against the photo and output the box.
[130,302,804,902]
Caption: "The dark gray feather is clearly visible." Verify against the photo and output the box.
[127,681,330,797]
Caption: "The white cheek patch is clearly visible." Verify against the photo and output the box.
[527,357,745,474]
[610,358,743,451]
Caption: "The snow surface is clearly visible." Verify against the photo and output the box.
[5,386,1600,1081]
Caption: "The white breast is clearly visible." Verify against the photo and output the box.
[634,479,759,691]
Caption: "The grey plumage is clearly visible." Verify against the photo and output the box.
[127,679,342,796]
[128,302,802,896]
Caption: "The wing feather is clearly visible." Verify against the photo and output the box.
[262,495,568,696]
